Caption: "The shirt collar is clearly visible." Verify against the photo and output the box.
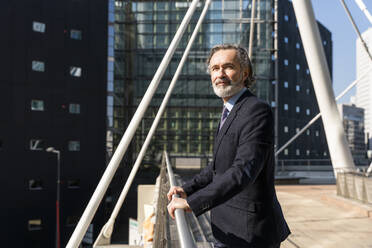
[224,87,247,112]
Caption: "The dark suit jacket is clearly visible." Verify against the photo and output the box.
[183,90,290,246]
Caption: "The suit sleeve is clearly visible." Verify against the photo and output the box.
[186,103,274,216]
[182,161,214,196]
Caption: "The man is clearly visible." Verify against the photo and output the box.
[167,44,290,248]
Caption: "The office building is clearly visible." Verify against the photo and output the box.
[356,27,372,151]
[276,1,332,165]
[338,104,367,165]
[0,1,108,247]
[112,0,332,167]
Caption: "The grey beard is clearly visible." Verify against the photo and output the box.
[212,80,244,99]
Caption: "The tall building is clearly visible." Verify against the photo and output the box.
[338,104,367,165]
[276,1,332,165]
[0,1,108,247]
[112,0,331,167]
[356,27,372,150]
[109,0,332,242]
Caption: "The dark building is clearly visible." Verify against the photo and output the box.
[0,0,108,247]
[276,1,332,166]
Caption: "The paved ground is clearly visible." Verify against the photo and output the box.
[277,185,372,248]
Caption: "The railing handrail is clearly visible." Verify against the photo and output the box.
[165,151,197,248]
[66,1,202,247]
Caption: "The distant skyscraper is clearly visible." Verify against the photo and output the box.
[338,104,367,165]
[356,28,372,150]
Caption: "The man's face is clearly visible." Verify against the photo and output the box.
[209,49,248,100]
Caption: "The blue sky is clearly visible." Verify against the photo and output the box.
[311,0,372,103]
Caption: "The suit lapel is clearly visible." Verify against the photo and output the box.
[213,90,252,159]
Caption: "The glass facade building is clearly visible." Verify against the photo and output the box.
[113,0,276,163]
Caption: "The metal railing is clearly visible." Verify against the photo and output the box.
[337,172,372,204]
[165,151,197,248]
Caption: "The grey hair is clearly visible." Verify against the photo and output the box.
[206,44,255,87]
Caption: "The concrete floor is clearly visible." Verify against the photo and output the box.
[277,185,372,248]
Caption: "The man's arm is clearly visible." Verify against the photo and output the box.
[181,160,214,196]
[187,103,274,216]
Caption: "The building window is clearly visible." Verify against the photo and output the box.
[323,151,327,156]
[68,179,80,189]
[29,179,43,190]
[306,150,310,156]
[284,126,289,133]
[306,109,310,115]
[306,69,310,75]
[32,61,45,72]
[296,64,300,70]
[68,141,80,151]
[284,59,288,66]
[315,130,319,136]
[296,149,300,156]
[284,104,288,111]
[296,128,300,133]
[284,37,288,43]
[31,100,44,111]
[296,106,300,113]
[30,139,44,150]
[271,101,276,107]
[70,66,82,77]
[32,21,46,33]
[323,40,327,46]
[296,85,300,91]
[69,104,81,114]
[284,149,289,155]
[284,15,289,21]
[66,216,79,227]
[306,88,310,95]
[70,29,82,40]
[306,129,310,135]
[28,219,42,231]
[284,81,289,88]
[296,42,300,49]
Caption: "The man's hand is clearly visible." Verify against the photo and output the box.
[167,198,191,219]
[167,186,187,201]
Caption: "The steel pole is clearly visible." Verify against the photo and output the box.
[292,0,355,175]
[248,0,257,58]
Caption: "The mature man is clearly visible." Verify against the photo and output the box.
[167,44,290,248]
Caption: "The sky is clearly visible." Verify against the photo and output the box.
[311,0,372,103]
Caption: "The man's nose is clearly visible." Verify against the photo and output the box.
[216,68,226,78]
